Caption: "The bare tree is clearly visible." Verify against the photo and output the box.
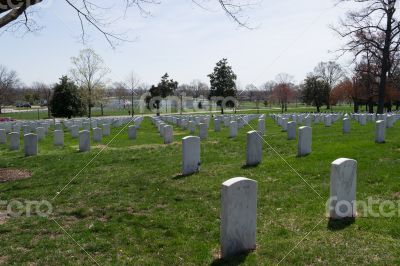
[134,82,149,96]
[275,73,295,85]
[245,84,262,112]
[353,52,380,113]
[112,82,128,107]
[92,84,107,116]
[190,79,209,98]
[0,0,257,47]
[274,73,295,113]
[125,71,140,116]
[71,48,110,118]
[260,80,276,108]
[314,61,345,109]
[32,81,52,117]
[0,65,19,114]
[333,0,400,114]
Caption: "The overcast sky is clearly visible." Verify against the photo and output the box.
[1,0,356,87]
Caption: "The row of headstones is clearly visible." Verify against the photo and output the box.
[153,111,395,172]
[63,116,144,152]
[156,114,265,140]
[220,158,357,258]
[0,116,140,142]
[273,112,400,130]
[0,126,52,154]
[274,114,347,157]
[151,117,174,144]
[150,115,265,174]
[158,114,261,129]
[0,116,144,156]
[273,113,396,144]
[157,112,394,163]
[149,114,311,172]
[0,115,137,135]
[350,113,400,142]
[62,116,139,136]
[351,112,400,127]
[0,131,66,156]
[170,131,310,177]
[0,120,52,136]
[278,113,348,127]
[273,113,344,130]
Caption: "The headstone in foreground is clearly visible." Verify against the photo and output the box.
[221,177,257,258]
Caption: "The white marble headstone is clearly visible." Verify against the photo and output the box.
[329,158,357,219]
[221,177,257,258]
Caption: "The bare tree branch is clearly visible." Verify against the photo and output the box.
[0,0,258,46]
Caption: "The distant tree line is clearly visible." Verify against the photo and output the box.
[2,54,400,118]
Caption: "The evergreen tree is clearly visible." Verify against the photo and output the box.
[301,75,330,113]
[146,73,178,116]
[50,76,86,118]
[208,58,237,114]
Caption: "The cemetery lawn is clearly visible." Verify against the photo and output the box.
[0,115,400,265]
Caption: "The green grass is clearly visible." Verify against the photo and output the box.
[0,109,49,120]
[0,115,399,265]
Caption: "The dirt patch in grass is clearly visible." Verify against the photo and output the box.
[0,168,31,183]
[0,256,9,264]
[0,211,8,225]
[393,192,400,199]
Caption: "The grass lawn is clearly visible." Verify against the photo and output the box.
[0,109,48,120]
[0,114,399,265]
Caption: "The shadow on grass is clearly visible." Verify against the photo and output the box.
[210,251,251,266]
[241,164,259,170]
[296,154,311,158]
[172,172,197,180]
[327,217,355,231]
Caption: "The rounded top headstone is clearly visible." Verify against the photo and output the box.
[222,177,257,188]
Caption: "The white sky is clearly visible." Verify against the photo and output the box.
[1,0,356,87]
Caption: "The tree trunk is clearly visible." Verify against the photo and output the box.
[131,90,135,117]
[101,104,104,116]
[156,101,160,116]
[317,105,320,113]
[377,9,393,114]
[354,101,359,113]
[88,88,92,118]
[387,101,392,112]
[368,100,374,114]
